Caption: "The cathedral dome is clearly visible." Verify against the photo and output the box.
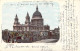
[32,6,42,18]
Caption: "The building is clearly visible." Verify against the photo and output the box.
[50,27,60,39]
[2,6,60,43]
[13,6,50,32]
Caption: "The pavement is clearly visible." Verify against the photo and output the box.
[33,39,58,43]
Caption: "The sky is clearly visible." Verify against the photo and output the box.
[2,1,60,30]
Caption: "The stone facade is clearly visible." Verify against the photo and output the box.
[13,6,50,32]
[2,6,60,43]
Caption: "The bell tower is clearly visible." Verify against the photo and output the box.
[25,12,30,31]
[25,12,30,25]
[13,14,20,31]
[14,14,20,25]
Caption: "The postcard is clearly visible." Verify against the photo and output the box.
[0,0,80,51]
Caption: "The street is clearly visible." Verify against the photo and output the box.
[33,39,58,43]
